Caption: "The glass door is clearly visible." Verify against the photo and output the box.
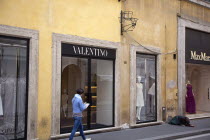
[0,36,28,140]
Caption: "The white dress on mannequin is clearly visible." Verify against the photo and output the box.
[136,82,144,120]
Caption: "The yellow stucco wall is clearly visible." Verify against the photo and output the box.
[0,0,121,139]
[124,0,210,120]
[1,0,210,139]
[123,0,180,121]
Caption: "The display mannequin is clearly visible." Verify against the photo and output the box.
[148,83,155,96]
[136,76,144,120]
[186,81,196,114]
[148,82,155,114]
[0,84,3,116]
[62,89,69,117]
[0,96,3,116]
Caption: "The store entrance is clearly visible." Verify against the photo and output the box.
[184,28,210,118]
[186,64,210,116]
[60,44,115,133]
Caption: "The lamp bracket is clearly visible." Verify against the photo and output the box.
[119,11,138,35]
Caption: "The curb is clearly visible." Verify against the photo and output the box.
[139,128,210,140]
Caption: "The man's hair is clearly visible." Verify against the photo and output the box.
[76,88,84,95]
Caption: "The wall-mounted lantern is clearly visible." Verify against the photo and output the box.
[119,11,138,35]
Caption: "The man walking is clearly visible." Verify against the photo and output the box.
[69,88,91,140]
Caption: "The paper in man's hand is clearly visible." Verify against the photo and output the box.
[85,103,90,108]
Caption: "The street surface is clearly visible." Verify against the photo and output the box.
[61,118,210,140]
[175,133,210,140]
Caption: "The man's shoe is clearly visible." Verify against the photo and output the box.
[86,138,91,140]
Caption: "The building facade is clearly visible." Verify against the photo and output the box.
[0,0,210,139]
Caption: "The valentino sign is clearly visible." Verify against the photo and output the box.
[72,46,108,57]
[62,43,116,59]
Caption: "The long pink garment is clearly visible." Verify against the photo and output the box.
[186,84,196,114]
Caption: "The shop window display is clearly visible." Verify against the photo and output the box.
[186,64,210,115]
[90,59,114,129]
[136,54,157,123]
[0,36,28,139]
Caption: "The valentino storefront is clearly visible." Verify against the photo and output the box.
[51,34,121,138]
[178,18,210,119]
[60,44,116,133]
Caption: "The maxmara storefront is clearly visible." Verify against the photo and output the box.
[0,0,210,139]
[178,18,210,119]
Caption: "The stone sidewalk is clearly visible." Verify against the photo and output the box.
[61,118,210,140]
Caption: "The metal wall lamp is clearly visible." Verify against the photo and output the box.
[119,11,138,35]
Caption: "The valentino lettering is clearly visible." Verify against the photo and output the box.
[73,46,108,57]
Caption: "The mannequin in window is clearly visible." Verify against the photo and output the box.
[148,80,155,114]
[0,84,3,116]
[136,76,144,121]
[62,89,69,117]
[186,80,196,114]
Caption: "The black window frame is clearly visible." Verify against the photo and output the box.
[60,43,116,133]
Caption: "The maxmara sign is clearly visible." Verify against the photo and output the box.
[186,28,210,65]
[190,51,210,62]
[62,43,116,59]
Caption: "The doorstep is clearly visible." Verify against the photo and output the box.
[50,127,121,140]
[186,113,210,120]
[130,121,163,128]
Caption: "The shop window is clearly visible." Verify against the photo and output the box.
[0,36,29,139]
[185,64,210,115]
[136,54,157,123]
[90,59,114,128]
[60,44,115,133]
